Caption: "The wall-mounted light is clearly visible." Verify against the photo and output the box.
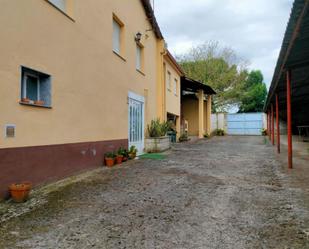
[135,32,142,43]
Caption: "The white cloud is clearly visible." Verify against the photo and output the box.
[154,0,293,87]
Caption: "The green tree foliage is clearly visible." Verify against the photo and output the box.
[177,41,249,112]
[238,70,267,113]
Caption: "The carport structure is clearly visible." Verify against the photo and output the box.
[181,77,216,138]
[265,0,309,169]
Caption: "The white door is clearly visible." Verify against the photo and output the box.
[128,92,145,154]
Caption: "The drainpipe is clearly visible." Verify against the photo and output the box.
[286,70,293,169]
[276,94,280,153]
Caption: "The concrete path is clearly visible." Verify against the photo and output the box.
[1,136,309,249]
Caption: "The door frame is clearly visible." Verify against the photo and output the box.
[128,91,145,154]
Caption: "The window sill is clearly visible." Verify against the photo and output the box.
[19,101,52,109]
[136,69,145,76]
[113,51,126,62]
[46,1,75,22]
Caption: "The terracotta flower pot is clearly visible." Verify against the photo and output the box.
[9,183,31,203]
[21,98,30,103]
[105,157,115,167]
[116,155,123,164]
[122,157,128,162]
[34,100,45,106]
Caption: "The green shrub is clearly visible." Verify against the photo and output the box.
[118,147,128,157]
[216,129,225,136]
[179,133,189,142]
[204,133,210,138]
[147,119,170,138]
[129,145,137,154]
[104,152,115,158]
[261,129,267,136]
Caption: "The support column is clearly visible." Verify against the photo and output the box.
[176,116,181,140]
[267,111,269,136]
[271,103,275,145]
[206,95,212,135]
[268,110,271,140]
[287,70,293,169]
[198,89,204,139]
[276,94,280,153]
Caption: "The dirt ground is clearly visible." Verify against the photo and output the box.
[1,136,309,249]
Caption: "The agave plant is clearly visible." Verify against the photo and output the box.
[147,119,171,138]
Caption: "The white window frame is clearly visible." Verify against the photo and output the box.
[23,72,40,101]
[113,16,122,55]
[136,44,142,71]
[167,71,171,91]
[174,78,178,96]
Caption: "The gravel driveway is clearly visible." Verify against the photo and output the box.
[1,136,309,249]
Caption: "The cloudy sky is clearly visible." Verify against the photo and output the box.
[153,0,294,88]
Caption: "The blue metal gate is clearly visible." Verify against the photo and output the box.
[227,113,263,135]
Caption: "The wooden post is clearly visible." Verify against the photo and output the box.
[276,94,280,153]
[198,89,204,139]
[271,104,275,145]
[267,111,269,136]
[268,110,271,140]
[287,70,293,169]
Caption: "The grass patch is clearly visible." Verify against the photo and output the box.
[139,153,166,160]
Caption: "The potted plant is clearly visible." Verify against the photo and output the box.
[179,133,190,142]
[34,100,45,106]
[115,149,124,164]
[145,119,171,152]
[104,152,115,167]
[9,182,32,203]
[21,98,30,104]
[129,145,137,159]
[118,147,128,162]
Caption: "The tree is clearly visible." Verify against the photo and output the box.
[177,41,249,112]
[238,70,267,113]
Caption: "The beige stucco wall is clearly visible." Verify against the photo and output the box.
[182,98,199,136]
[182,96,212,136]
[0,0,160,149]
[164,58,181,117]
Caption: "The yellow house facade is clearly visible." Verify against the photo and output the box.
[0,0,214,198]
[156,50,184,138]
[0,0,166,198]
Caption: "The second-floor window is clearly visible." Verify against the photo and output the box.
[49,0,66,12]
[174,78,178,96]
[167,71,171,91]
[136,44,144,72]
[113,15,124,55]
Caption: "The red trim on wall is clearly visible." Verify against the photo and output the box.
[0,139,128,199]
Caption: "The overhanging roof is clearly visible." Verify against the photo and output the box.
[181,77,216,95]
[164,51,185,76]
[140,0,164,39]
[265,0,309,111]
